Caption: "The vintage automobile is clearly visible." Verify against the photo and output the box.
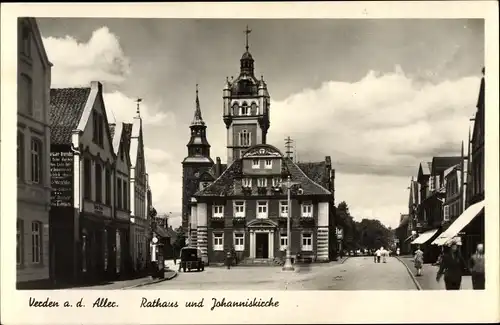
[180,246,205,272]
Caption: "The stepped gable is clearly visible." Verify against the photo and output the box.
[49,87,91,144]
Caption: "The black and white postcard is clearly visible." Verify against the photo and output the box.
[1,1,498,324]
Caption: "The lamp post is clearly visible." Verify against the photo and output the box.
[281,175,300,272]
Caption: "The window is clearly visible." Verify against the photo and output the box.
[31,221,42,264]
[213,205,224,218]
[280,233,288,251]
[252,159,260,169]
[302,202,313,218]
[232,103,239,115]
[30,138,42,184]
[213,233,224,251]
[17,219,24,265]
[21,26,31,57]
[301,233,313,251]
[239,129,251,146]
[272,177,281,187]
[95,163,102,202]
[123,180,128,210]
[105,168,111,205]
[435,175,441,189]
[17,131,24,180]
[83,158,92,199]
[234,233,244,251]
[242,178,252,188]
[117,178,122,209]
[429,176,435,192]
[257,201,268,219]
[257,178,267,187]
[265,159,272,169]
[443,205,450,221]
[20,74,33,115]
[93,112,104,146]
[280,201,289,217]
[234,201,245,218]
[251,102,257,114]
[240,102,249,115]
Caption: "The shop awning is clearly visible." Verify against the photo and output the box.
[411,228,439,245]
[432,200,485,246]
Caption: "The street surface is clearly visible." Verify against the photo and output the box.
[132,256,418,290]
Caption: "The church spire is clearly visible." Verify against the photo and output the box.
[191,84,205,126]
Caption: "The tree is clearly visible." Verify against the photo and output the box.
[173,226,187,250]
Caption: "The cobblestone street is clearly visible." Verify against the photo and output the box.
[132,257,418,290]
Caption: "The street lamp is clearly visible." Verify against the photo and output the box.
[281,175,300,272]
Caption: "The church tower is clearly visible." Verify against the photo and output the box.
[182,85,214,229]
[223,26,271,163]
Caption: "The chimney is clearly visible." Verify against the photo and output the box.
[216,157,221,178]
[90,81,103,93]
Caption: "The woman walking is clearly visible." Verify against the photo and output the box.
[414,245,424,276]
[436,237,467,290]
[469,243,485,290]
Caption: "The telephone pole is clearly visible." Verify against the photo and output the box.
[284,136,294,161]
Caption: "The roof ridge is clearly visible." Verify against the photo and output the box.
[288,158,331,195]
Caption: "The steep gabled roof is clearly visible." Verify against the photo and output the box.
[122,123,133,157]
[296,161,330,190]
[194,157,331,197]
[50,87,91,144]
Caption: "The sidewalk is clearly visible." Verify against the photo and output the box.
[397,255,472,290]
[67,269,177,290]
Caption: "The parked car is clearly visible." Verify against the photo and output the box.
[179,247,205,272]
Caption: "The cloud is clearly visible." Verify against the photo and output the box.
[43,27,131,87]
[144,147,173,166]
[103,91,173,126]
[269,66,480,176]
[267,67,481,227]
[147,170,183,220]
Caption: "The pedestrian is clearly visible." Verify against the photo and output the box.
[376,248,382,263]
[414,245,424,276]
[436,237,467,290]
[469,243,485,290]
[396,247,400,257]
[173,248,177,265]
[382,247,387,263]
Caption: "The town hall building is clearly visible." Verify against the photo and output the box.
[182,29,336,265]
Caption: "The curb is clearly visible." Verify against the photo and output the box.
[339,257,349,264]
[122,270,178,290]
[395,256,422,291]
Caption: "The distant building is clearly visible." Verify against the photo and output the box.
[17,18,53,288]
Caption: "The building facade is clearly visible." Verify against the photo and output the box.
[17,18,53,288]
[126,110,150,272]
[110,122,133,277]
[49,81,126,284]
[185,35,335,265]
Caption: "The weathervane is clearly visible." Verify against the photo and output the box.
[136,98,142,117]
[244,25,252,52]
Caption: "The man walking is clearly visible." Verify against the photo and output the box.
[469,243,485,290]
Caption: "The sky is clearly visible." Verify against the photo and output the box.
[37,18,484,229]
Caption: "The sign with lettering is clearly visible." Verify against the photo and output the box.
[50,150,74,207]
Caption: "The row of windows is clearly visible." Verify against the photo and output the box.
[232,102,258,116]
[213,201,313,219]
[83,158,131,209]
[251,158,273,169]
[17,132,43,184]
[16,219,43,266]
[212,232,313,251]
[242,176,281,188]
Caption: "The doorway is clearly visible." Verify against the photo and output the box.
[255,233,269,259]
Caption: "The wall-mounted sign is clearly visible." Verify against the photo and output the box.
[50,149,74,207]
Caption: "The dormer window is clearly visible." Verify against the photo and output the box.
[257,178,267,188]
[272,177,281,187]
[265,159,272,169]
[252,159,260,169]
[240,102,249,116]
[242,178,252,188]
[301,202,313,218]
[213,205,224,218]
[239,129,251,146]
